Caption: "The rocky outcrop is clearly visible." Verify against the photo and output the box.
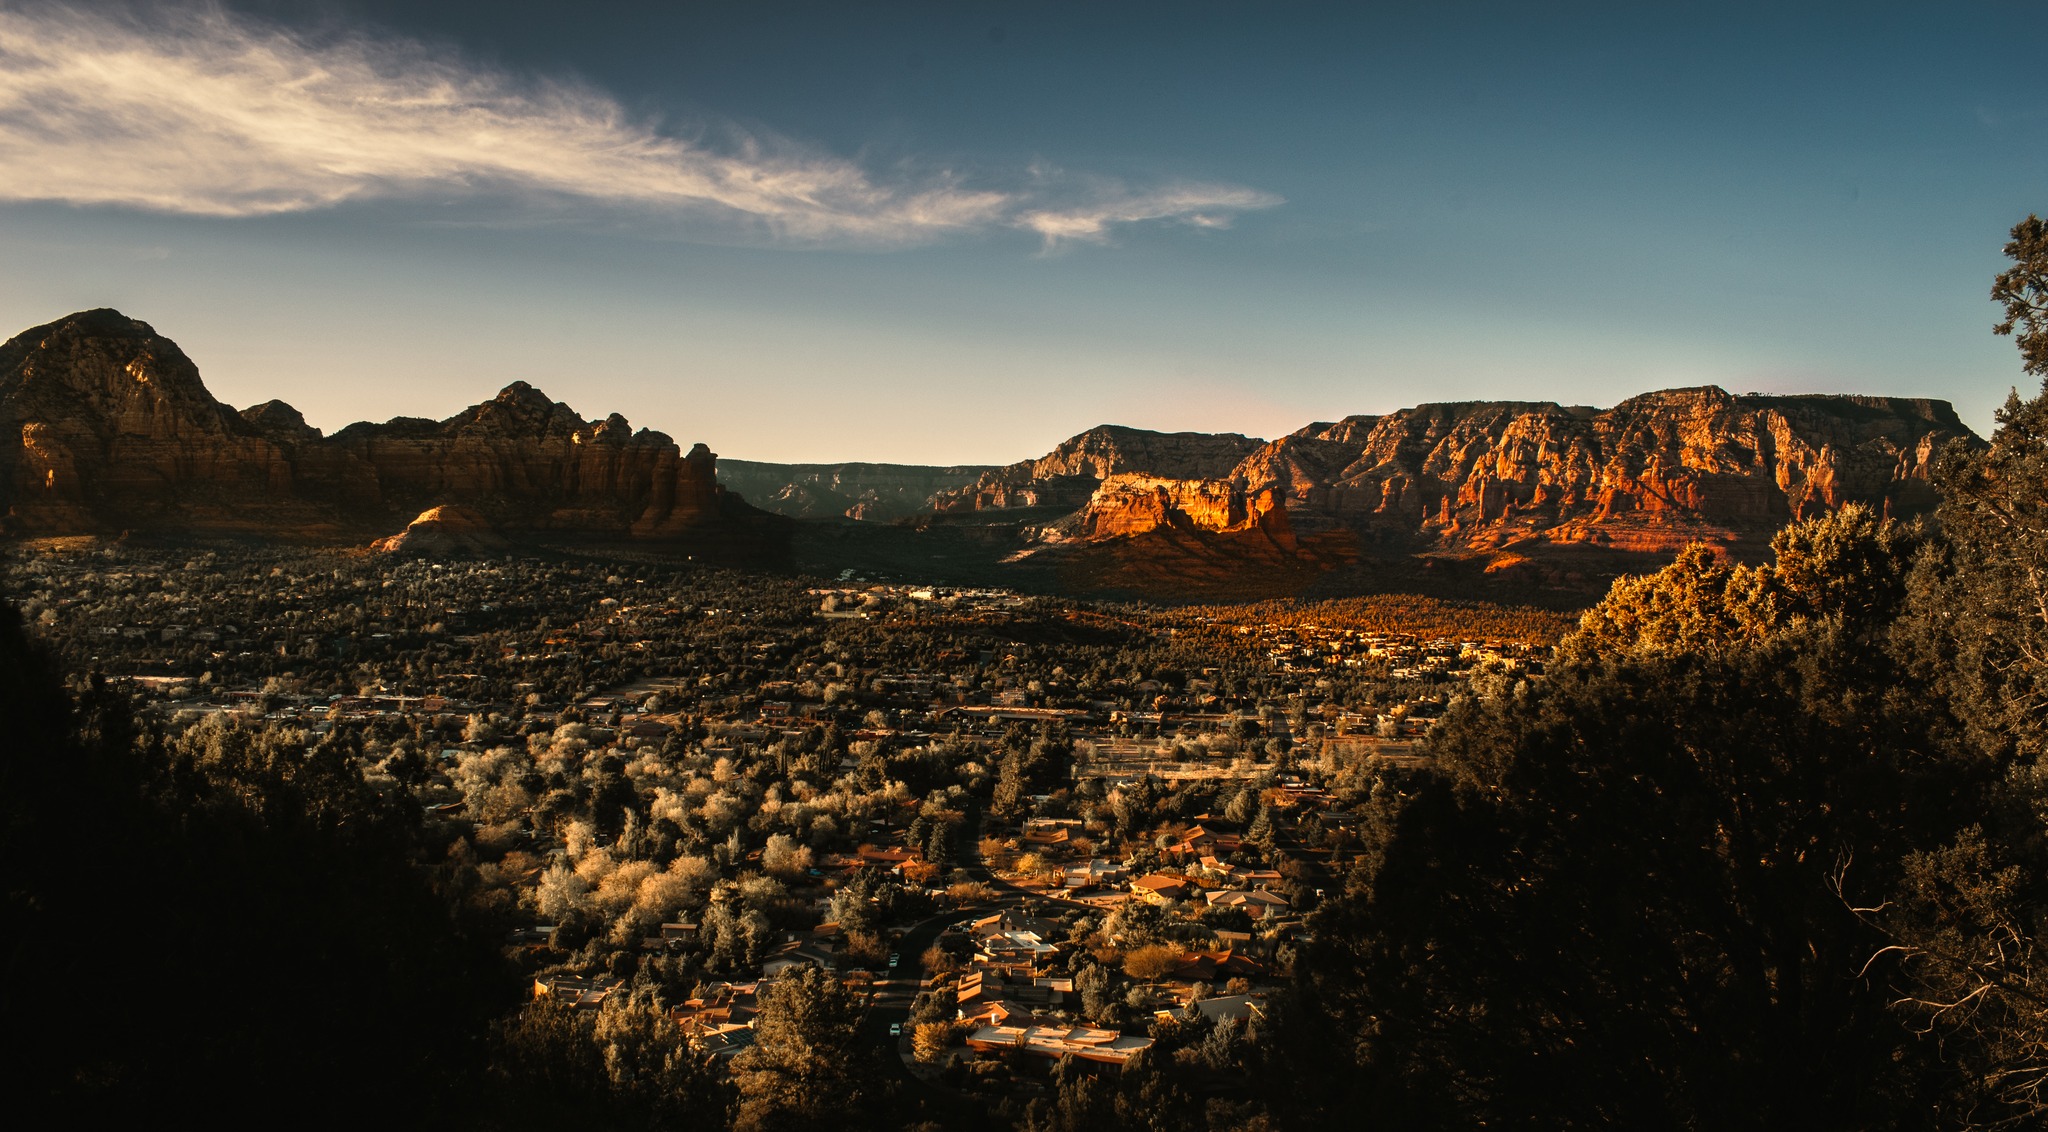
[0,309,327,535]
[1228,388,1971,555]
[969,389,1978,565]
[0,309,764,541]
[370,504,508,556]
[1076,474,1295,550]
[328,382,737,537]
[932,425,1263,512]
[717,459,992,521]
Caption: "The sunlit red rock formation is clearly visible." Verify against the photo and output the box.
[329,381,737,536]
[1076,474,1295,550]
[370,504,508,556]
[969,389,1977,567]
[933,425,1263,512]
[0,308,1984,596]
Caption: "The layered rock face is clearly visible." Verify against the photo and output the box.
[1241,389,1970,553]
[328,382,733,537]
[0,310,758,541]
[0,310,325,535]
[933,425,1263,512]
[961,389,1979,560]
[717,459,992,522]
[1076,475,1295,550]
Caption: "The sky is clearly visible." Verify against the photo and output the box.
[0,1,2043,464]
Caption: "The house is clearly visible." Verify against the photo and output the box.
[1170,825,1245,858]
[761,939,836,978]
[1021,824,1071,847]
[1022,817,1084,846]
[957,969,1007,1007]
[971,910,1063,941]
[959,997,1023,1027]
[1204,888,1291,919]
[671,982,761,1057]
[1168,950,1266,983]
[855,844,919,871]
[979,931,1060,969]
[963,1024,1154,1065]
[1154,993,1268,1027]
[533,974,622,1009]
[1131,873,1189,905]
[1063,858,1129,889]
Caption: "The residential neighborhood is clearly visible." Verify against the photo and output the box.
[4,543,1559,1118]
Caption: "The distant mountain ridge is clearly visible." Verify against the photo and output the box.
[717,459,991,522]
[0,309,1985,597]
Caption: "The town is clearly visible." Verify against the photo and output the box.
[6,542,1564,1124]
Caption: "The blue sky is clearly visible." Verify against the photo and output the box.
[0,1,2041,462]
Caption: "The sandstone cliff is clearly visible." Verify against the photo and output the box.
[932,425,1263,512]
[1229,388,1970,555]
[1,309,1985,597]
[1074,474,1295,550]
[0,309,336,536]
[0,310,765,542]
[965,390,1977,567]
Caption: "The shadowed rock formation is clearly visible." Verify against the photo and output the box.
[717,459,992,521]
[0,309,769,544]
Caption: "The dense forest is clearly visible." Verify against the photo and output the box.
[8,219,2048,1129]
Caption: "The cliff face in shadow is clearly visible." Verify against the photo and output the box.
[0,310,773,548]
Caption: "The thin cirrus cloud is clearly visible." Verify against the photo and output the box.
[0,5,1280,248]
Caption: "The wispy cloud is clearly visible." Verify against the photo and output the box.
[0,4,1279,247]
[1019,184,1286,247]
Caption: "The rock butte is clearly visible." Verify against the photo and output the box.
[0,309,761,542]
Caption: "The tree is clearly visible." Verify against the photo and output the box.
[731,966,879,1132]
[0,603,510,1126]
[912,1021,958,1064]
[1853,215,2048,1128]
[1077,962,1116,1023]
[1123,943,1179,981]
[1291,510,1956,1129]
[1993,214,2048,377]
